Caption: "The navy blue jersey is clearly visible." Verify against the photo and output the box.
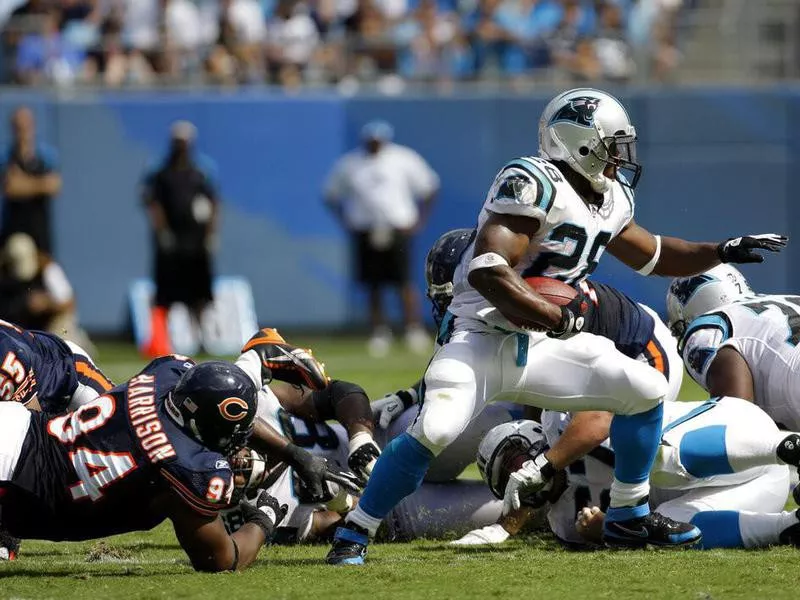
[0,320,79,413]
[3,356,234,541]
[583,281,655,360]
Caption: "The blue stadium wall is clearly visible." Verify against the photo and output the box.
[0,87,795,333]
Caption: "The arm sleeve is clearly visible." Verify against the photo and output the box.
[485,160,556,222]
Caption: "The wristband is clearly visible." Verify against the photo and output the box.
[468,252,509,274]
[636,235,661,276]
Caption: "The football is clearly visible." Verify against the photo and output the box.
[524,276,577,306]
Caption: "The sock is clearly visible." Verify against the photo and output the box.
[607,402,663,508]
[346,433,433,537]
[690,510,799,549]
[606,487,650,522]
[346,506,383,536]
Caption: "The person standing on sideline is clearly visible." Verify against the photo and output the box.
[1,106,61,255]
[141,121,220,357]
[324,120,439,357]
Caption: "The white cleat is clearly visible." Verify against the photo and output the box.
[450,524,510,546]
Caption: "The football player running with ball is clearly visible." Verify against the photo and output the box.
[326,87,787,564]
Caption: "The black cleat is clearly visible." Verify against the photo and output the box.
[603,511,702,549]
[325,523,369,565]
[779,510,800,547]
[0,530,20,561]
[775,434,800,504]
[777,434,800,467]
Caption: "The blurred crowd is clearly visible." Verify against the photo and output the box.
[0,0,691,90]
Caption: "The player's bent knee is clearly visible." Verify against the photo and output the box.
[599,357,668,415]
[424,355,476,389]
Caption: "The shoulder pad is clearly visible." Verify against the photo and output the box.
[161,450,234,516]
[680,317,731,389]
[486,157,558,220]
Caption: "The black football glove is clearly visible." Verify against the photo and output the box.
[241,328,329,390]
[286,444,361,501]
[717,233,787,264]
[547,288,595,340]
[239,492,288,542]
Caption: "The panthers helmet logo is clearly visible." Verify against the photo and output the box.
[551,96,601,127]
[669,274,714,305]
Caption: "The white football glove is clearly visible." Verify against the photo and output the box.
[348,431,381,484]
[371,387,418,429]
[502,453,552,516]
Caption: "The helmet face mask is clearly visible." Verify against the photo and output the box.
[597,133,641,189]
[477,420,548,499]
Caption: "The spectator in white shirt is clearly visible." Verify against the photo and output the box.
[324,120,439,357]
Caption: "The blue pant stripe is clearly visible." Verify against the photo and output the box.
[690,511,743,549]
[679,425,734,478]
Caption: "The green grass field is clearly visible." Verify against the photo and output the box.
[0,339,796,600]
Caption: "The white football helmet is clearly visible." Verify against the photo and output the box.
[477,420,547,499]
[666,264,755,338]
[539,88,640,193]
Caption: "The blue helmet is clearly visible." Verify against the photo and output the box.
[166,361,258,456]
[425,228,476,325]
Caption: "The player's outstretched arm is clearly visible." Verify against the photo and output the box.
[608,220,787,277]
[165,493,275,572]
[468,213,574,333]
[274,379,381,484]
[545,411,613,470]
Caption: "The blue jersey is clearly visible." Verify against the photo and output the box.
[0,321,80,413]
[3,356,234,541]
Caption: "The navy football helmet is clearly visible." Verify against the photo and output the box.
[425,228,476,326]
[166,361,258,456]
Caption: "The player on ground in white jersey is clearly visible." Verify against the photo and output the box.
[234,328,378,496]
[667,264,800,434]
[475,404,800,550]
[327,88,787,564]
[224,383,508,544]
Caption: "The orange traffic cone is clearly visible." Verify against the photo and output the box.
[142,305,172,358]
